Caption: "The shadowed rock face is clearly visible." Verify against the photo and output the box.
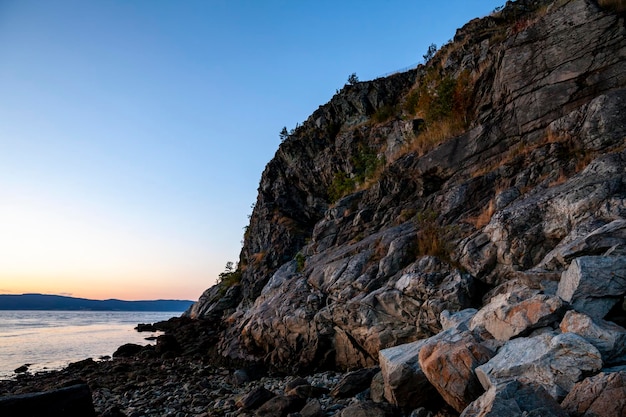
[187,0,626,376]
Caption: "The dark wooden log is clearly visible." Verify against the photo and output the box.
[0,384,96,417]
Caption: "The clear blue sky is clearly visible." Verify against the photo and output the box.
[0,0,504,300]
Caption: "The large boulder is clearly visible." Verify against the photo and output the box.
[112,343,143,358]
[560,310,626,365]
[469,284,565,341]
[460,381,568,417]
[475,332,602,401]
[378,309,487,411]
[556,256,626,319]
[418,329,494,412]
[378,339,435,409]
[561,367,626,417]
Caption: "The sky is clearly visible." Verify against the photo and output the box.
[0,0,504,301]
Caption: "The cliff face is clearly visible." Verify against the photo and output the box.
[187,0,626,383]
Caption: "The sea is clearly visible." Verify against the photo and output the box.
[0,310,182,380]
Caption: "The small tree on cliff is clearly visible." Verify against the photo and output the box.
[423,43,437,62]
[347,73,359,85]
[217,261,241,288]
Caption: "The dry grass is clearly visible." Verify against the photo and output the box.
[249,252,266,266]
[549,169,568,187]
[415,210,455,260]
[545,127,572,144]
[495,178,512,194]
[391,118,467,163]
[575,153,594,173]
[472,141,527,178]
[466,199,495,229]
[356,162,386,192]
[396,208,418,225]
[472,127,578,179]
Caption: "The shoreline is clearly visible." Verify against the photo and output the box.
[0,317,425,417]
[0,310,179,380]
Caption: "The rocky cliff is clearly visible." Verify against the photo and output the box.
[187,0,626,415]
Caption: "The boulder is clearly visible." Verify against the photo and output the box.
[330,367,379,398]
[13,365,29,374]
[231,369,251,386]
[299,398,324,417]
[378,309,484,410]
[561,367,626,417]
[0,384,96,417]
[470,285,565,341]
[66,358,97,372]
[556,256,626,319]
[155,334,181,356]
[369,371,385,403]
[418,329,494,412]
[285,377,310,392]
[236,387,275,411]
[378,339,436,409]
[134,323,157,332]
[460,381,568,417]
[254,395,305,417]
[560,310,626,365]
[475,332,602,401]
[112,343,143,358]
[440,308,477,331]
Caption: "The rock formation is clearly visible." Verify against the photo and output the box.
[185,0,626,415]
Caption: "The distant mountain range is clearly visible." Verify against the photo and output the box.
[0,293,194,312]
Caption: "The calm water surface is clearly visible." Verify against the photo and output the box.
[0,310,181,379]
